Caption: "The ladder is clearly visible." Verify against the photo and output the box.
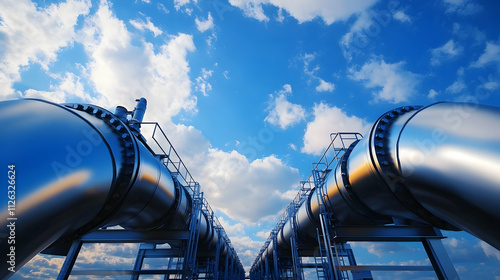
[315,228,331,280]
[184,183,202,278]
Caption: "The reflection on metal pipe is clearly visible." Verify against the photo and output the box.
[0,98,237,278]
[252,102,500,270]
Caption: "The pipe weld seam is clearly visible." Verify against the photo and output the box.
[63,103,138,236]
[372,106,452,229]
[337,141,390,223]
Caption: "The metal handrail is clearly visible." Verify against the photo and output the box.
[140,122,243,270]
[251,132,363,272]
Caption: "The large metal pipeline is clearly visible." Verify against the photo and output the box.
[255,102,500,267]
[0,98,232,278]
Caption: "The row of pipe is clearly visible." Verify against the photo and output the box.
[0,98,242,279]
[252,102,500,271]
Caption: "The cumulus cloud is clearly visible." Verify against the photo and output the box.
[229,0,378,25]
[265,84,306,129]
[17,244,138,278]
[393,10,411,23]
[157,122,301,224]
[430,40,463,66]
[349,57,420,104]
[302,102,370,155]
[20,71,98,103]
[0,0,91,98]
[198,152,300,223]
[471,42,500,68]
[78,0,197,123]
[316,78,335,92]
[428,89,440,99]
[15,254,65,279]
[74,243,138,269]
[195,12,215,32]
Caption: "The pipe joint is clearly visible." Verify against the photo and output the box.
[63,103,139,235]
[336,141,390,224]
[370,105,456,229]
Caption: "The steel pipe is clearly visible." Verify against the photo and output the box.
[253,102,500,270]
[0,99,230,278]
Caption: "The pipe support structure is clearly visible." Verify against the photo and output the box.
[251,102,500,272]
[0,99,238,278]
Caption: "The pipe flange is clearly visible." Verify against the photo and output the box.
[372,106,455,229]
[63,103,139,236]
[337,141,392,224]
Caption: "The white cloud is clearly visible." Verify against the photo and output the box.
[20,71,98,103]
[228,0,269,22]
[446,80,466,93]
[350,242,405,258]
[195,68,213,96]
[393,10,411,23]
[316,78,335,92]
[218,217,245,236]
[196,151,301,223]
[161,122,301,225]
[349,58,420,104]
[481,80,500,91]
[430,40,463,66]
[231,235,267,271]
[75,243,138,268]
[302,102,370,155]
[78,0,196,123]
[265,84,306,129]
[340,11,373,61]
[471,42,500,68]
[229,0,378,25]
[0,0,91,98]
[299,53,335,92]
[443,0,482,15]
[158,3,170,14]
[256,230,270,240]
[428,89,440,99]
[195,13,214,33]
[480,241,500,261]
[129,17,163,37]
[276,8,285,22]
[174,0,197,11]
[15,254,65,279]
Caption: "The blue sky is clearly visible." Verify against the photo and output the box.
[2,0,500,279]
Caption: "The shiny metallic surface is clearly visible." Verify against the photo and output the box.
[395,102,500,249]
[0,99,118,270]
[253,101,500,270]
[0,99,238,277]
[107,141,178,230]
